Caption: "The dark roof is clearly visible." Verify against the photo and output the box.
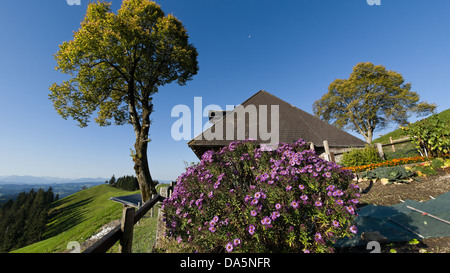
[188,90,366,158]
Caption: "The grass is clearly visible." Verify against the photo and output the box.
[105,203,161,253]
[12,184,138,253]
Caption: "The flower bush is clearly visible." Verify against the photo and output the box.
[162,139,360,253]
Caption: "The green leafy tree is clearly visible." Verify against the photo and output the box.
[49,0,199,202]
[313,62,436,144]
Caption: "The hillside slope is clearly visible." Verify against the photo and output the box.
[373,108,450,144]
[12,184,138,253]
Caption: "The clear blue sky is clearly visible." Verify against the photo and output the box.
[0,0,449,181]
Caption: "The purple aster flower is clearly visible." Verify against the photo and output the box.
[251,199,259,206]
[226,242,233,252]
[271,211,280,220]
[346,206,355,215]
[251,210,257,217]
[300,195,308,201]
[336,199,344,206]
[254,192,261,199]
[333,190,344,197]
[298,184,305,190]
[268,180,274,185]
[325,172,332,178]
[213,216,219,222]
[291,200,299,209]
[261,216,272,226]
[275,203,282,210]
[260,173,269,182]
[209,226,216,233]
[286,185,292,191]
[233,238,241,246]
[245,195,252,202]
[314,200,322,207]
[314,232,322,242]
[248,225,255,235]
[350,225,358,234]
[332,220,340,227]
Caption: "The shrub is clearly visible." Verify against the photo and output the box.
[341,145,382,167]
[402,114,450,157]
[162,139,360,253]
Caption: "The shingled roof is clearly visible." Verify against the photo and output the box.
[188,90,367,158]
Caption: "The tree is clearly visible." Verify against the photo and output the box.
[109,174,116,187]
[313,62,436,144]
[116,175,139,191]
[49,0,199,202]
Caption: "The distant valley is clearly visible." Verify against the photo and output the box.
[0,175,172,206]
[0,182,105,205]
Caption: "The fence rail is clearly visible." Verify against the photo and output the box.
[83,182,176,253]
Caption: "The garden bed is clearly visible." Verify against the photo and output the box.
[338,167,450,253]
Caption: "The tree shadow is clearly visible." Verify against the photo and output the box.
[44,196,95,239]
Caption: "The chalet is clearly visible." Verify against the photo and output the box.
[188,90,367,162]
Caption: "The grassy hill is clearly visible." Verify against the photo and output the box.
[373,108,450,144]
[12,184,138,253]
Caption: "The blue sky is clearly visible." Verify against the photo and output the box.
[0,0,449,181]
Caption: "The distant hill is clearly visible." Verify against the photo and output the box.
[12,184,138,253]
[0,175,108,184]
[373,108,450,144]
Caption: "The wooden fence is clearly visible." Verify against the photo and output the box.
[83,182,175,253]
[318,136,415,163]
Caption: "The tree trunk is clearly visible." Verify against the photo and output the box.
[365,129,373,145]
[128,82,156,203]
[133,136,156,203]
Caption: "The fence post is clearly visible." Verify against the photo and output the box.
[169,181,174,198]
[376,143,385,160]
[389,137,395,152]
[323,140,331,161]
[119,206,135,253]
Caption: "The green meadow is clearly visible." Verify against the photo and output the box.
[12,184,138,253]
